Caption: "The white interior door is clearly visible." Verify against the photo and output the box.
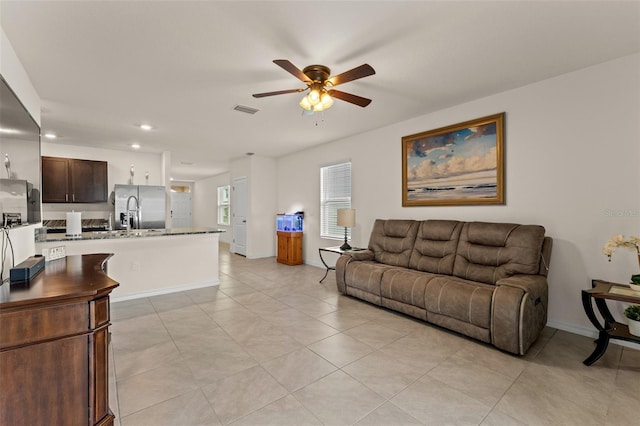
[232,177,247,256]
[170,191,192,228]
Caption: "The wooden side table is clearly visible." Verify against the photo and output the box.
[581,279,640,365]
[318,246,365,283]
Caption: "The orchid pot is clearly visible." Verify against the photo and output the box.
[624,305,640,337]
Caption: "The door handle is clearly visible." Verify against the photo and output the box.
[242,220,246,223]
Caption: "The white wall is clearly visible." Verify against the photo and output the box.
[1,26,41,273]
[277,54,640,337]
[230,155,277,258]
[249,156,277,258]
[40,142,163,219]
[193,173,232,244]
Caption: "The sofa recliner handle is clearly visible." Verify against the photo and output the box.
[539,252,549,272]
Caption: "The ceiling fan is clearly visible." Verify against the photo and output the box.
[252,59,375,112]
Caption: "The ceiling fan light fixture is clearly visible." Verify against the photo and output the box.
[299,95,313,111]
[300,88,334,112]
[320,92,333,108]
[308,87,321,105]
[313,94,333,112]
[257,60,374,112]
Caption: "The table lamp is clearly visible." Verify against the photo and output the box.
[337,208,355,250]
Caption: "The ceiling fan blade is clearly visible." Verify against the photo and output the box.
[328,90,372,107]
[327,64,375,87]
[273,59,311,83]
[252,88,306,98]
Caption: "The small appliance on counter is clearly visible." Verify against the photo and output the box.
[66,211,82,237]
[0,179,41,226]
[0,178,28,226]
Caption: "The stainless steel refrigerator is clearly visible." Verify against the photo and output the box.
[114,184,166,230]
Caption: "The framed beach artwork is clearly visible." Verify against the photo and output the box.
[402,113,505,206]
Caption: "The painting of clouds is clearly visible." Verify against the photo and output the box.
[402,113,504,206]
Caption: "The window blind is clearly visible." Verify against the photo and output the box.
[217,185,230,225]
[320,162,351,239]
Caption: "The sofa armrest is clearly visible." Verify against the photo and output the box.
[496,274,547,305]
[343,250,375,262]
[335,250,374,293]
[493,274,548,355]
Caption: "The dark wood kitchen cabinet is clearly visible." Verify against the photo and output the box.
[0,254,119,426]
[41,156,69,202]
[42,156,108,203]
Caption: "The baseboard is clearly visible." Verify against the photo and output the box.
[305,259,324,269]
[111,279,220,303]
[547,319,640,350]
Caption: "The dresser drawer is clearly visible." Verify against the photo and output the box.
[0,301,89,349]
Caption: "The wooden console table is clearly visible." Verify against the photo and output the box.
[581,279,640,366]
[0,254,119,425]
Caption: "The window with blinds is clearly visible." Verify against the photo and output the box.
[217,185,230,225]
[320,161,351,239]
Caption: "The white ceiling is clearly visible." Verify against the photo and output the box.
[2,1,639,181]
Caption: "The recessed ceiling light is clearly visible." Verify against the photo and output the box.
[44,133,57,139]
[131,143,141,149]
[139,124,153,131]
[0,128,20,135]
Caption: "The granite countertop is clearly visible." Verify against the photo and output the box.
[37,227,225,242]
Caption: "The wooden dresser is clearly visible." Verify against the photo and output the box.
[0,254,119,426]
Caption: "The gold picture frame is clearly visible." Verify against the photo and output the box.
[402,113,505,206]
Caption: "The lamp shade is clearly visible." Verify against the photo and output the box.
[337,208,356,228]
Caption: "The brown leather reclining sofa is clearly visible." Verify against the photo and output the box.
[335,219,552,355]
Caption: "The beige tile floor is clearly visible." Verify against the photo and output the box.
[109,244,639,426]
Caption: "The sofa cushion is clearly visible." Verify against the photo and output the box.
[344,260,398,299]
[368,219,419,268]
[424,276,494,329]
[381,269,439,309]
[453,222,546,285]
[409,220,462,275]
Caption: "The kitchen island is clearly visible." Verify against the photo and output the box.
[36,227,224,301]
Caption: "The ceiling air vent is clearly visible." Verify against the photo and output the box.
[233,105,259,115]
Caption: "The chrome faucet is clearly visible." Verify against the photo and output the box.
[126,195,140,231]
